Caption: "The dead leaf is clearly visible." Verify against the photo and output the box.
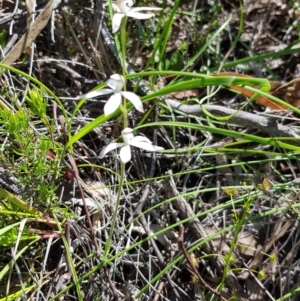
[26,0,36,19]
[3,0,56,66]
[213,72,300,110]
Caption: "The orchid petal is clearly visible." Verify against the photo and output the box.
[121,91,144,112]
[99,142,124,158]
[130,135,152,144]
[122,127,134,144]
[107,74,125,91]
[118,0,133,13]
[112,13,125,33]
[129,136,164,151]
[78,89,113,99]
[131,7,162,12]
[130,140,164,152]
[120,145,131,163]
[126,11,155,19]
[104,93,122,116]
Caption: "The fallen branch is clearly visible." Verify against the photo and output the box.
[165,98,300,141]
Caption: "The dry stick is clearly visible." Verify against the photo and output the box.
[178,226,229,301]
[51,61,83,80]
[165,170,248,300]
[3,0,59,66]
[104,267,119,301]
[165,99,300,140]
[152,281,166,301]
[241,262,275,301]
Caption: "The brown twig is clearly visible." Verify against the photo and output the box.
[178,225,228,301]
[104,267,119,301]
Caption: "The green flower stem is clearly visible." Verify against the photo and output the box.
[105,162,125,256]
[105,8,128,257]
[120,16,128,128]
[120,16,127,79]
[119,103,128,128]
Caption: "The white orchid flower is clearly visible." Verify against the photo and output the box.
[100,127,164,163]
[77,74,144,116]
[112,0,162,33]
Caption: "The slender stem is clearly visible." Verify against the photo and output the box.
[120,16,128,128]
[120,16,127,78]
[105,8,128,257]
